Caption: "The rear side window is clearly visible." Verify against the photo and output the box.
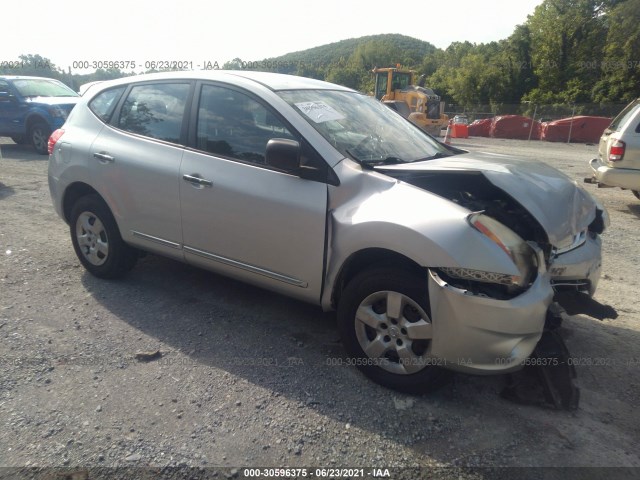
[118,83,190,144]
[609,99,640,132]
[89,87,126,122]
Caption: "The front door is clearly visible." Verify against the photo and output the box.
[179,83,328,303]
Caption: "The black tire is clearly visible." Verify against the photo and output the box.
[29,121,51,155]
[11,135,28,145]
[337,267,450,394]
[632,190,640,200]
[69,194,138,279]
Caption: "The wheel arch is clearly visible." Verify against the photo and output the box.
[26,114,49,132]
[330,247,426,310]
[62,182,102,224]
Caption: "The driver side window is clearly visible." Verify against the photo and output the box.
[196,84,295,165]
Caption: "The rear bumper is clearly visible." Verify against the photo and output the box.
[589,157,640,190]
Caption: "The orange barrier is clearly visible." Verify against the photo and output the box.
[451,123,469,138]
[540,116,612,143]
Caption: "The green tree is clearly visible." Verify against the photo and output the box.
[222,58,244,70]
[426,42,510,106]
[326,64,366,90]
[0,54,63,79]
[593,0,640,102]
[497,24,537,103]
[525,0,609,103]
[351,40,400,70]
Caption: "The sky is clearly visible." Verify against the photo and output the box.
[2,0,545,73]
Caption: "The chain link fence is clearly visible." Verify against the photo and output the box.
[444,103,629,142]
[445,103,628,123]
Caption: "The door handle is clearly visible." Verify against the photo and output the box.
[182,174,213,188]
[93,152,115,163]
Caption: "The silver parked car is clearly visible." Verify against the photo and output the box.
[588,98,640,199]
[48,71,608,393]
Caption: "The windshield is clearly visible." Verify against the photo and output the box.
[12,79,79,98]
[278,90,452,165]
[392,72,412,90]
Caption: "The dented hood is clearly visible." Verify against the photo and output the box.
[376,151,597,246]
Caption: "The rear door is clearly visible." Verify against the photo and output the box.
[179,82,328,303]
[90,81,193,259]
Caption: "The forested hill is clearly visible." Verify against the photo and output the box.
[219,34,437,91]
[262,34,437,71]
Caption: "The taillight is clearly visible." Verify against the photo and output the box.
[48,129,65,155]
[608,139,625,162]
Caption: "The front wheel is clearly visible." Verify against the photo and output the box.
[69,194,138,278]
[30,122,51,155]
[337,268,449,393]
[632,190,640,200]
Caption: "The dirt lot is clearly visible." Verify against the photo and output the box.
[0,136,639,479]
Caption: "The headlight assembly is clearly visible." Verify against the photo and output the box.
[463,212,537,288]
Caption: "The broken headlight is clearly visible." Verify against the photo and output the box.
[437,267,518,286]
[457,212,537,289]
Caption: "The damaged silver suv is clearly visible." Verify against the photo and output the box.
[48,71,609,395]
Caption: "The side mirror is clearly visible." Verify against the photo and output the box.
[265,138,300,171]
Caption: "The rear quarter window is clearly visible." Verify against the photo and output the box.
[609,99,640,133]
[88,87,126,123]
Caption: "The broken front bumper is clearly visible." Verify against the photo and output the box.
[550,233,602,296]
[427,261,554,374]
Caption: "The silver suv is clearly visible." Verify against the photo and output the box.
[48,71,608,393]
[588,98,640,199]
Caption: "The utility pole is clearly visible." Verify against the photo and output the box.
[567,104,576,143]
[528,104,537,141]
[523,101,537,141]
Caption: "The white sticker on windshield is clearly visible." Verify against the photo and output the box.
[295,101,344,123]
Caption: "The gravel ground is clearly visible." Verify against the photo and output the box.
[0,136,639,479]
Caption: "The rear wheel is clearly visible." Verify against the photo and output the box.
[69,194,138,278]
[337,267,449,393]
[30,122,51,155]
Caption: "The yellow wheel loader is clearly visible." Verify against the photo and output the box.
[372,67,448,136]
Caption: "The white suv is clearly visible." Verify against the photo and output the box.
[588,98,640,199]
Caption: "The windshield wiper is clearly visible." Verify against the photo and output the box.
[372,156,405,165]
[364,157,406,168]
[345,151,405,169]
[416,152,452,161]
